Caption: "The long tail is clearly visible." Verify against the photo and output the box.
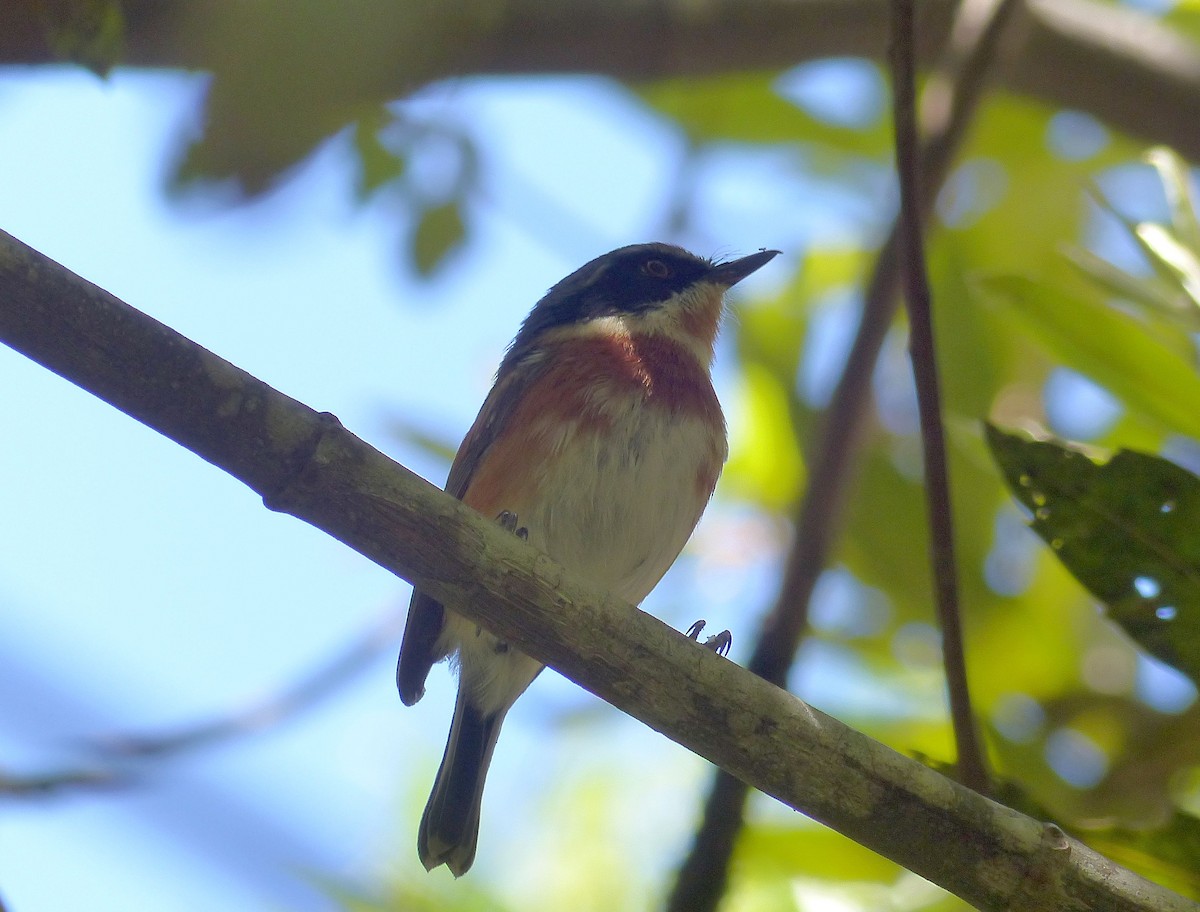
[418,688,505,877]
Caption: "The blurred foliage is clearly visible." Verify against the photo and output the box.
[1069,149,1200,334]
[45,0,124,76]
[412,200,467,276]
[982,274,1200,439]
[348,108,475,274]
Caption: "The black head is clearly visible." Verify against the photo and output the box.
[502,243,778,369]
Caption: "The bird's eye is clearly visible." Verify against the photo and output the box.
[642,259,671,279]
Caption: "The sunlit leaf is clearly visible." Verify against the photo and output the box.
[736,823,900,882]
[1145,146,1200,254]
[1077,174,1200,331]
[1087,187,1190,294]
[386,418,458,465]
[982,275,1200,440]
[1136,222,1200,311]
[1063,245,1198,331]
[986,424,1200,682]
[732,290,808,386]
[1065,149,1200,358]
[725,363,805,508]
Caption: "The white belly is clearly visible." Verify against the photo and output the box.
[444,404,724,713]
[526,408,721,603]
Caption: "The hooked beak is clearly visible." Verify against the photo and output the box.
[707,249,781,287]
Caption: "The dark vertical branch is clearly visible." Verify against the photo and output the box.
[666,2,1021,909]
[890,0,989,792]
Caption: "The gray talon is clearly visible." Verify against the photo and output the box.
[496,510,529,539]
[685,620,731,656]
[705,630,733,657]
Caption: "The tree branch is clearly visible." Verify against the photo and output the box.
[0,235,1194,909]
[667,1,1021,907]
[3,0,1200,163]
[890,0,988,793]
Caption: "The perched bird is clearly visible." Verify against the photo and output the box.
[397,242,780,876]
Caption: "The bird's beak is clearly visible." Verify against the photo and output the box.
[707,249,781,287]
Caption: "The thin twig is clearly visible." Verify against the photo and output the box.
[890,0,989,791]
[666,2,1022,909]
[0,766,122,795]
[96,608,404,759]
[1,608,403,794]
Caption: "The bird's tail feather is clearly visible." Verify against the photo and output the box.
[418,689,505,877]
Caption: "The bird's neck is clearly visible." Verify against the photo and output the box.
[579,280,725,368]
[538,322,721,426]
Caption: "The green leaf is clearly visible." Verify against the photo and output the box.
[1076,170,1200,330]
[735,823,900,882]
[1136,222,1200,312]
[982,275,1200,440]
[1063,245,1198,331]
[411,201,465,276]
[1086,186,1191,295]
[386,418,457,466]
[1145,146,1200,255]
[725,362,805,508]
[47,0,125,76]
[352,111,406,202]
[985,424,1200,682]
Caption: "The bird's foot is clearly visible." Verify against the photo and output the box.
[495,510,529,541]
[685,619,732,657]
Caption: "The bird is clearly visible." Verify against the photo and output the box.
[396,242,780,876]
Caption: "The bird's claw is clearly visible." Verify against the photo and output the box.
[685,619,732,657]
[496,510,529,540]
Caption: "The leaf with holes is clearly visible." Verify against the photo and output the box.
[986,424,1200,683]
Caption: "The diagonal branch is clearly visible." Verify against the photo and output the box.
[0,230,1194,911]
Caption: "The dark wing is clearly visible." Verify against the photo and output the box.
[396,358,544,705]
